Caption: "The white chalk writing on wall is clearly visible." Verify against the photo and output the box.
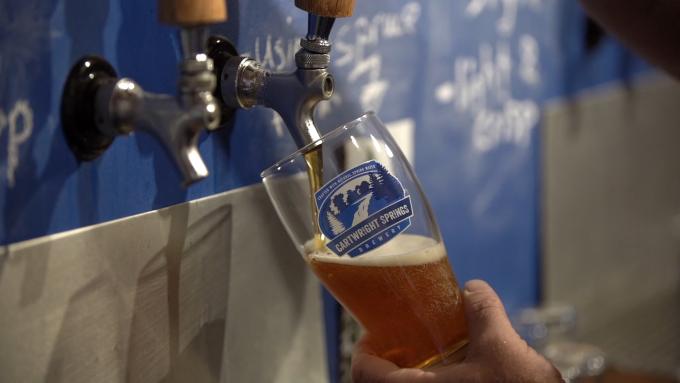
[519,34,541,85]
[247,35,299,72]
[465,0,543,36]
[435,38,541,152]
[436,0,544,152]
[243,16,298,72]
[0,100,34,187]
[332,2,421,114]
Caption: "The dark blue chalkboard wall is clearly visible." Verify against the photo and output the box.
[0,0,649,380]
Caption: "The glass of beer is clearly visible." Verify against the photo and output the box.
[261,112,468,368]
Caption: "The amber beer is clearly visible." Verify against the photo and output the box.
[306,234,469,368]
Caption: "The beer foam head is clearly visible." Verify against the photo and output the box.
[305,234,445,266]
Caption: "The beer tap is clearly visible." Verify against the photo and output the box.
[208,0,356,148]
[60,0,228,186]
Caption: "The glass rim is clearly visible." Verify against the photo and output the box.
[260,111,377,179]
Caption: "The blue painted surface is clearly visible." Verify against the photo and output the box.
[0,0,652,380]
[0,0,302,246]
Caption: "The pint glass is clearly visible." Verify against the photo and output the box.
[261,112,468,368]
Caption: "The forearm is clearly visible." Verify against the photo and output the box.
[580,0,680,79]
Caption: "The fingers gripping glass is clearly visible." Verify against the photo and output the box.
[261,112,469,368]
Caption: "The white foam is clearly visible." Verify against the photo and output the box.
[306,234,446,266]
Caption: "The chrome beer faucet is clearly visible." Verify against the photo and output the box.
[61,28,219,186]
[61,0,228,186]
[210,12,348,148]
[97,27,220,184]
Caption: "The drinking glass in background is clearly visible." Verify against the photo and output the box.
[261,112,468,368]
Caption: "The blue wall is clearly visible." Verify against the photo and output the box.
[0,0,649,331]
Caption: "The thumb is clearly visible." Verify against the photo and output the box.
[463,280,516,343]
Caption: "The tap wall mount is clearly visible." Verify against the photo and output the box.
[209,0,356,149]
[61,0,228,186]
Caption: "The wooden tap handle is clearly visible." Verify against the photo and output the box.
[159,0,228,26]
[295,0,355,17]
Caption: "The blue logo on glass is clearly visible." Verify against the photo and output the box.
[315,160,413,257]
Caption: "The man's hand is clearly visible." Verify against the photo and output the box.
[351,280,563,383]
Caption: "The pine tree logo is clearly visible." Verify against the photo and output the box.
[315,160,413,256]
[327,211,346,235]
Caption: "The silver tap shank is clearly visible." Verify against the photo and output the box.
[216,12,340,148]
[94,42,220,185]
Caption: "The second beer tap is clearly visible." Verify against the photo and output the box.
[210,0,356,149]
